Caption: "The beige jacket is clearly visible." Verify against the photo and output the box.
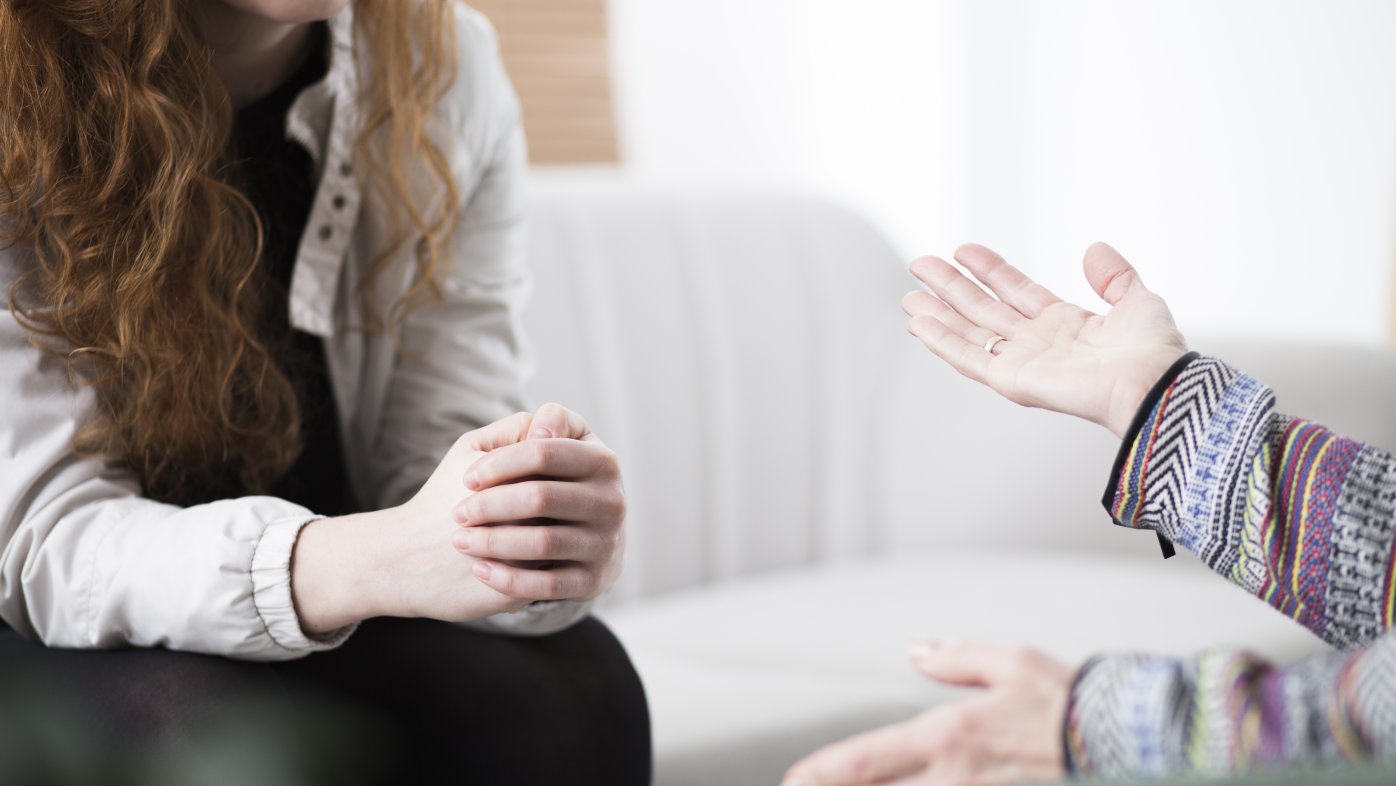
[0,5,586,661]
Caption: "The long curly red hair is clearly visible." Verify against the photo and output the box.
[0,0,462,504]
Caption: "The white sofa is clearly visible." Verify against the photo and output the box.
[522,175,1396,786]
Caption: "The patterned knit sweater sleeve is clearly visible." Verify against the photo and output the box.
[1063,353,1396,776]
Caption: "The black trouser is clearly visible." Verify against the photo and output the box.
[0,617,652,786]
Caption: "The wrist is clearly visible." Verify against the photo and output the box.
[1104,349,1192,439]
[1105,375,1162,439]
[291,509,395,635]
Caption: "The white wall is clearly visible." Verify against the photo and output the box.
[607,0,1396,344]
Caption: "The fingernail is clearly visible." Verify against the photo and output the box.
[452,529,473,552]
[464,471,480,490]
[529,427,553,439]
[452,501,469,524]
[473,561,492,580]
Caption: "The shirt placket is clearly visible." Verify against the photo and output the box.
[286,10,361,340]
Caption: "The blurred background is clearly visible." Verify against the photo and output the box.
[479,0,1396,345]
[463,4,1396,782]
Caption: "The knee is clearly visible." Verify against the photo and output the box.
[81,649,285,744]
[547,616,649,715]
[0,641,293,783]
[517,616,654,784]
[312,615,652,784]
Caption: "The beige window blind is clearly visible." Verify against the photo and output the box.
[469,0,620,165]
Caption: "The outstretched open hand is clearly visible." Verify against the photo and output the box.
[782,640,1073,786]
[902,243,1187,437]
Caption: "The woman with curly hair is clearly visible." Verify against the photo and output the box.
[0,1,649,782]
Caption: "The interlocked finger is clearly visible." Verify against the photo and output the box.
[465,438,612,491]
[456,480,623,528]
[458,412,534,453]
[474,561,596,601]
[529,402,597,441]
[454,523,608,563]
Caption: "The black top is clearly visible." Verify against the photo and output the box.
[230,25,357,516]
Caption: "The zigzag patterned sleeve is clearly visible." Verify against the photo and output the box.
[1065,632,1396,775]
[1062,355,1396,776]
[1104,354,1396,648]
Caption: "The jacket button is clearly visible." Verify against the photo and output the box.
[339,161,352,177]
[332,195,347,210]
[318,225,333,241]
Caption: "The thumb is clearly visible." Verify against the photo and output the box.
[1083,242,1149,306]
[459,412,533,452]
[527,402,594,441]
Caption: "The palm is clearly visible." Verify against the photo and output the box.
[904,243,1187,437]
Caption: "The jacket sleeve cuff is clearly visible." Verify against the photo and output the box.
[251,514,357,654]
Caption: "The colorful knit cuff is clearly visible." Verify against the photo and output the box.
[1101,351,1201,556]
[1065,652,1193,778]
[1062,655,1103,775]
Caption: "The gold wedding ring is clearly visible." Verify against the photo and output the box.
[983,335,1007,354]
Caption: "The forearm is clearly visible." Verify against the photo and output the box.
[1104,355,1396,648]
[1066,631,1396,776]
[1,491,354,660]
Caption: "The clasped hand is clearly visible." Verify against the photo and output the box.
[392,403,627,623]
[452,403,627,605]
[293,403,625,633]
